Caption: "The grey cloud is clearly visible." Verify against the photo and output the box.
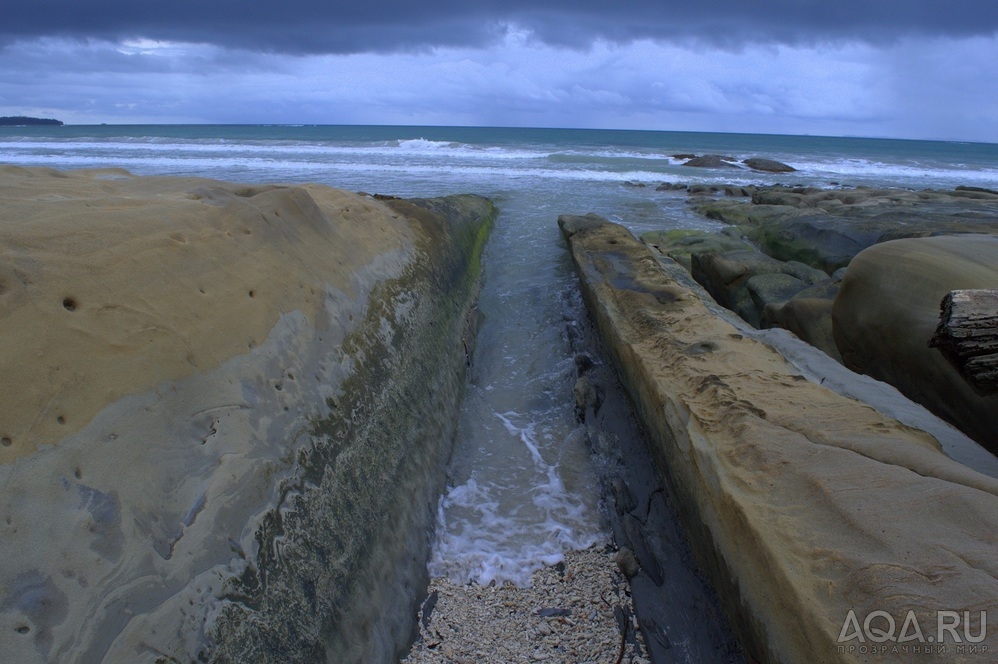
[3,1,997,54]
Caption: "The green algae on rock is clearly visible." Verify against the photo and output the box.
[0,167,495,663]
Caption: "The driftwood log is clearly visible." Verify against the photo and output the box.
[929,289,998,395]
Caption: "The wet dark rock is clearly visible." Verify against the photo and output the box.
[743,157,796,173]
[642,228,753,273]
[690,249,827,328]
[688,183,723,195]
[610,477,637,515]
[683,155,741,169]
[655,182,688,191]
[693,185,998,274]
[614,548,640,580]
[574,352,595,376]
[420,591,438,631]
[573,374,602,422]
[622,515,664,586]
[723,185,755,197]
[953,185,998,198]
[746,273,808,312]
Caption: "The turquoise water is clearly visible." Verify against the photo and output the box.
[3,125,996,585]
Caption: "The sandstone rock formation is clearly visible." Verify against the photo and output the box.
[690,250,829,328]
[560,214,998,664]
[762,277,843,361]
[0,166,495,663]
[641,228,753,272]
[833,235,998,453]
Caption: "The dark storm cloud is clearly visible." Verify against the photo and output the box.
[3,0,997,53]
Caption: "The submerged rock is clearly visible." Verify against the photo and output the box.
[682,154,741,168]
[742,157,795,173]
[560,215,998,663]
[0,166,495,663]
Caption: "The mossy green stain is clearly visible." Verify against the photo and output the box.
[207,195,496,664]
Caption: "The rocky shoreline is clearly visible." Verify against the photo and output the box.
[643,183,998,455]
[560,206,997,663]
[2,166,996,663]
[401,182,997,663]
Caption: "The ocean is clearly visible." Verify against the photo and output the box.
[3,124,996,586]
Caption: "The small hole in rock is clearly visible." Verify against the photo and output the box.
[248,290,255,298]
[1,436,11,447]
[63,297,78,311]
[275,382,283,391]
[57,416,66,425]
[16,625,30,634]
[74,467,82,479]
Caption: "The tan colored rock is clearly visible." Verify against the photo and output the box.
[0,166,495,663]
[560,215,998,664]
[0,165,410,459]
[765,296,841,361]
[833,235,998,453]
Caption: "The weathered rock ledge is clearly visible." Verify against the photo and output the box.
[644,185,998,452]
[0,166,495,663]
[560,214,998,663]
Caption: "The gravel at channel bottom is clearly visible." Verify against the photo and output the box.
[403,544,649,664]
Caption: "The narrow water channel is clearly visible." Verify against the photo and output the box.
[427,198,606,586]
[426,192,744,662]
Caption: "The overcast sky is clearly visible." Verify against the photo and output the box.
[2,1,997,141]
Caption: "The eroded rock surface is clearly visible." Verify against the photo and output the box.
[560,214,998,664]
[695,185,998,273]
[834,235,998,453]
[0,166,495,663]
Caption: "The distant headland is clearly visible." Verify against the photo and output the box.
[0,115,63,126]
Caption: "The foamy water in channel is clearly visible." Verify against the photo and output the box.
[3,124,995,585]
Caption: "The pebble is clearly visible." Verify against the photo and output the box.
[403,545,648,663]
